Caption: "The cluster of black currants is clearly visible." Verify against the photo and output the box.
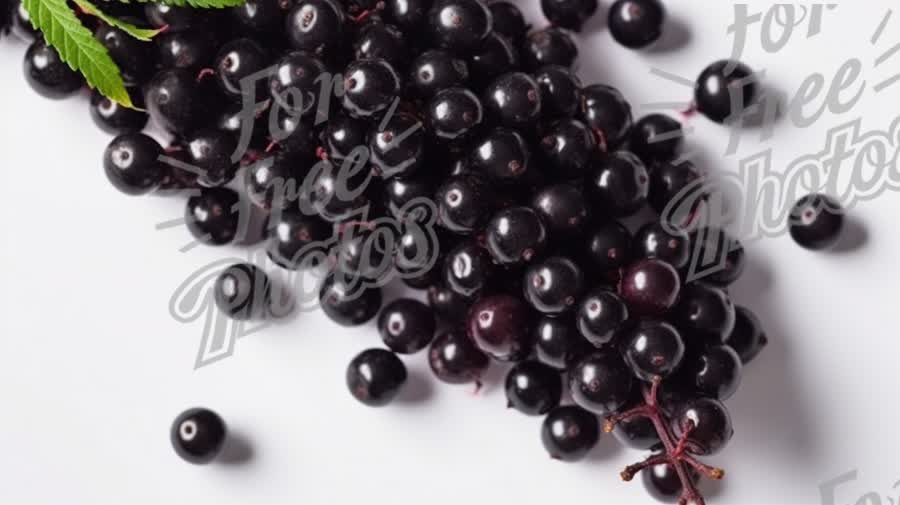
[6,0,778,503]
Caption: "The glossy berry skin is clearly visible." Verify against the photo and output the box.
[725,306,768,364]
[540,119,596,180]
[384,0,430,32]
[443,241,495,298]
[788,193,845,250]
[533,317,593,370]
[378,299,437,354]
[613,410,661,450]
[346,349,408,407]
[427,87,484,141]
[384,175,434,220]
[145,4,196,31]
[694,60,758,123]
[170,408,227,464]
[159,149,200,190]
[569,351,634,415]
[489,2,528,41]
[524,256,585,315]
[575,289,629,347]
[324,113,369,162]
[579,84,633,148]
[648,159,704,216]
[689,227,746,286]
[670,397,734,455]
[484,72,542,129]
[522,28,578,71]
[90,89,148,134]
[156,31,215,72]
[409,50,470,98]
[266,211,331,270]
[330,225,389,281]
[674,282,736,346]
[342,59,402,118]
[619,259,681,317]
[95,25,152,86]
[622,320,685,382]
[643,462,699,501]
[468,294,534,361]
[531,183,590,238]
[369,112,426,178]
[354,22,409,67]
[427,0,493,54]
[541,405,599,462]
[103,133,164,196]
[271,112,319,159]
[427,284,471,324]
[470,128,532,185]
[185,188,241,246]
[319,274,382,326]
[245,153,304,211]
[486,206,548,266]
[186,129,239,187]
[583,221,632,275]
[468,32,519,89]
[285,0,345,57]
[541,0,598,32]
[535,65,582,120]
[145,69,210,136]
[214,38,269,100]
[428,331,490,385]
[269,51,327,118]
[587,151,649,217]
[681,345,743,400]
[11,2,40,42]
[505,361,562,416]
[23,40,83,99]
[633,221,690,270]
[630,114,683,164]
[436,174,494,234]
[608,0,665,49]
[214,263,271,320]
[231,0,287,37]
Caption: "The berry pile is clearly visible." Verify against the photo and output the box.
[5,0,778,503]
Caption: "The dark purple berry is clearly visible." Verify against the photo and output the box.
[788,193,845,250]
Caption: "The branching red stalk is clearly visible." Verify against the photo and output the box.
[603,377,724,505]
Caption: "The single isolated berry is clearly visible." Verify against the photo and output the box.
[346,348,408,407]
[103,133,164,196]
[788,193,845,250]
[23,39,83,99]
[608,0,666,49]
[170,408,227,464]
[694,60,759,123]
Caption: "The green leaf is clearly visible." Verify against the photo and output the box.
[105,0,245,8]
[23,0,134,108]
[73,0,164,41]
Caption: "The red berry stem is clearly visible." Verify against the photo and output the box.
[603,377,725,505]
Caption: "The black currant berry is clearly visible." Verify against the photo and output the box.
[435,174,494,234]
[90,88,149,134]
[23,39,83,99]
[342,58,402,118]
[680,344,743,400]
[489,1,528,41]
[531,183,590,238]
[485,206,548,266]
[630,114,683,164]
[156,30,216,72]
[354,22,409,67]
[378,299,437,354]
[788,193,845,250]
[541,0,598,32]
[468,294,534,361]
[533,316,593,370]
[145,69,213,135]
[171,408,227,464]
[369,112,426,179]
[534,65,583,120]
[622,320,685,381]
[214,263,272,320]
[427,87,484,141]
[428,330,491,385]
[185,188,242,246]
[145,4,197,31]
[670,397,734,455]
[540,405,599,462]
[583,221,632,275]
[468,32,519,89]
[575,289,629,347]
[694,60,758,123]
[384,174,435,220]
[687,227,746,286]
[384,0,430,32]
[427,284,471,324]
[103,133,164,196]
[427,0,493,54]
[346,348,408,407]
[443,240,495,297]
[608,0,665,49]
[270,51,327,118]
[539,118,597,180]
[579,84,633,148]
[725,306,767,364]
[569,351,634,414]
[587,151,649,217]
[505,361,562,416]
[266,211,331,270]
[522,28,578,71]
[214,38,270,100]
[319,273,383,326]
[96,24,153,86]
[484,72,542,128]
[324,113,369,162]
[648,159,704,216]
[643,462,699,502]
[619,259,681,317]
[409,49,470,98]
[673,282,736,347]
[470,128,532,184]
[633,220,691,270]
[285,0,346,57]
[186,129,239,187]
[524,256,585,315]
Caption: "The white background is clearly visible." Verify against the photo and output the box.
[2,1,899,504]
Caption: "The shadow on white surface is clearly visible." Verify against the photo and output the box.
[829,216,869,254]
[648,17,693,55]
[219,431,255,466]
